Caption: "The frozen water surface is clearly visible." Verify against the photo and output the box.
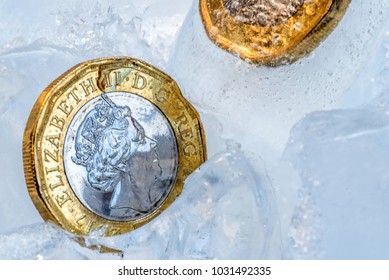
[0,0,389,259]
[285,28,389,259]
[285,106,389,259]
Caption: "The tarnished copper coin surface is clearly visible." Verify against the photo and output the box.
[23,57,207,236]
[200,0,351,65]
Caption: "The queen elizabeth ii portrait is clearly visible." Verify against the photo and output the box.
[68,93,177,220]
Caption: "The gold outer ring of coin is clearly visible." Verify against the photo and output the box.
[200,0,351,65]
[23,57,207,237]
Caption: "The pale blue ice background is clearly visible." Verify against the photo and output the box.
[0,0,388,259]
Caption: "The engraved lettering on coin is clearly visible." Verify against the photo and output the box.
[223,0,305,26]
[64,92,178,221]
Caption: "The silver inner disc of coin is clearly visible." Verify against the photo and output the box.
[223,0,305,26]
[64,92,178,222]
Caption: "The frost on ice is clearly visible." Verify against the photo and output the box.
[285,92,389,259]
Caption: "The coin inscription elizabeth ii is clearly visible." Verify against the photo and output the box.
[23,57,206,236]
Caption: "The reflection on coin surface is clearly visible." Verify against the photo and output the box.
[23,57,206,236]
[200,0,351,65]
